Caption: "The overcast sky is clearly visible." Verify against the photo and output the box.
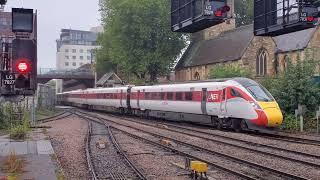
[5,0,101,68]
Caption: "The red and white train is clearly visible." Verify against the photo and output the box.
[57,78,283,132]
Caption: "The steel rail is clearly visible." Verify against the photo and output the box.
[85,122,98,180]
[81,111,320,166]
[77,110,308,180]
[107,126,148,180]
[74,112,148,180]
[74,111,255,180]
[254,132,320,147]
[37,111,68,122]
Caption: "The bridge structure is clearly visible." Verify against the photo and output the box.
[37,68,95,90]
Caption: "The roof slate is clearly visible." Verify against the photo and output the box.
[175,24,318,70]
[175,25,254,69]
[272,27,317,53]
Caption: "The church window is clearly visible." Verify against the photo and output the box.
[194,72,200,80]
[256,49,268,76]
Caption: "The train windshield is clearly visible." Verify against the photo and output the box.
[246,85,274,102]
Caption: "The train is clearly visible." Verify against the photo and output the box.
[57,78,283,132]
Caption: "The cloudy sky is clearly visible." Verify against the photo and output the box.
[5,0,101,68]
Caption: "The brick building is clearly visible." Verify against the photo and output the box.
[174,18,320,81]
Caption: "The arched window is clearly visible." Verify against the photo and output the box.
[194,72,200,80]
[283,55,289,71]
[256,49,268,76]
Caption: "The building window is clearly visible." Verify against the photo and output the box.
[65,62,69,66]
[80,56,84,60]
[256,49,268,76]
[80,49,84,53]
[283,55,290,71]
[65,56,69,59]
[72,62,76,66]
[194,72,200,80]
[65,49,69,53]
[87,56,91,60]
[87,49,91,54]
[72,49,76,53]
[72,56,76,60]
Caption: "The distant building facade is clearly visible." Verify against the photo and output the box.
[56,28,100,70]
[55,27,102,93]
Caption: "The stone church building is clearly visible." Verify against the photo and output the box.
[174,15,320,81]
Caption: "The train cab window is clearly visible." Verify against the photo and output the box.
[230,88,242,98]
[185,92,193,101]
[176,92,183,101]
[167,92,173,100]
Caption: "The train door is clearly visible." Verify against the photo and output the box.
[120,90,123,107]
[137,90,140,109]
[201,88,208,114]
[220,88,227,117]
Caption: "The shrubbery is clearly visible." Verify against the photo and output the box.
[208,64,252,79]
[0,103,30,139]
[209,59,320,131]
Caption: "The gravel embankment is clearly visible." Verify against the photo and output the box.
[112,128,191,180]
[94,113,320,179]
[43,116,89,180]
[89,121,139,179]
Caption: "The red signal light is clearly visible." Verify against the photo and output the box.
[215,10,223,17]
[16,59,31,74]
[307,16,315,22]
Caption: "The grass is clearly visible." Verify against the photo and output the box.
[50,154,65,180]
[1,152,25,179]
[9,124,30,140]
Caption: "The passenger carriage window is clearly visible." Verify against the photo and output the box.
[161,92,165,100]
[185,92,193,101]
[176,92,183,101]
[167,92,173,100]
[145,92,151,100]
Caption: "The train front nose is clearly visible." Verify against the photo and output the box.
[258,102,283,127]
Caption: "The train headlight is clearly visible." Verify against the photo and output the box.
[250,101,262,110]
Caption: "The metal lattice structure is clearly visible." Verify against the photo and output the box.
[171,0,230,33]
[254,0,319,36]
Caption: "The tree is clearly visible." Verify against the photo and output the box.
[98,0,186,83]
[261,59,320,114]
[234,0,254,27]
[208,64,252,79]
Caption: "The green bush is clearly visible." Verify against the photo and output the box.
[280,114,299,131]
[9,124,29,140]
[208,64,252,79]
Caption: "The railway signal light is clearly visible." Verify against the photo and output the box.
[16,60,31,74]
[12,39,37,92]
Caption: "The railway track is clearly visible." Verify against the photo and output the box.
[254,132,320,146]
[82,110,320,167]
[37,110,73,123]
[77,112,147,180]
[76,110,311,180]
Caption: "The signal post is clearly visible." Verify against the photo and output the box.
[0,8,37,96]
